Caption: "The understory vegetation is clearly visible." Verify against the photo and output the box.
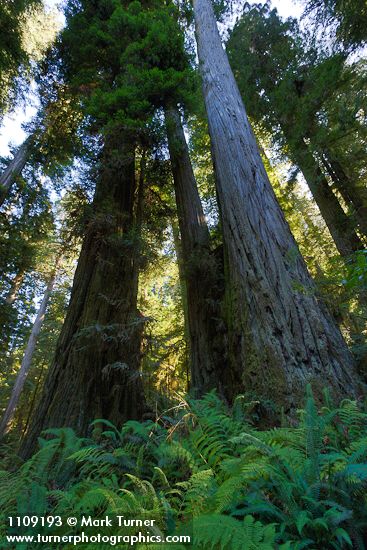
[1,388,367,549]
[0,0,366,547]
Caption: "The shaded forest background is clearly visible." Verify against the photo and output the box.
[0,0,366,547]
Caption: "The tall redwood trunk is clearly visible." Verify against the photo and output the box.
[193,0,359,405]
[284,135,364,258]
[20,132,147,458]
[165,105,229,396]
[0,136,32,207]
[0,262,59,439]
[320,152,367,239]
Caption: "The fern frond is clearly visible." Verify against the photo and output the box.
[193,514,276,549]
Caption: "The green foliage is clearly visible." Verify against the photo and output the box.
[1,388,366,548]
[0,1,59,117]
[304,0,367,47]
[193,514,276,549]
[0,182,83,437]
[139,243,188,398]
[227,3,367,163]
[343,251,367,291]
[61,0,195,132]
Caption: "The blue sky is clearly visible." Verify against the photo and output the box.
[0,0,302,157]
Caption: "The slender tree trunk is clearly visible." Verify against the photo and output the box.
[20,132,147,458]
[0,268,25,368]
[136,150,146,231]
[0,136,32,207]
[0,268,26,372]
[165,106,210,250]
[0,187,45,356]
[165,105,229,396]
[193,0,360,405]
[171,221,190,377]
[21,365,45,439]
[0,263,59,439]
[320,152,367,239]
[284,135,364,257]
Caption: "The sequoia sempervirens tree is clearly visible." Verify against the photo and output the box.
[286,136,363,258]
[165,105,229,396]
[0,255,61,439]
[226,6,367,255]
[20,0,185,455]
[115,0,231,395]
[192,0,360,404]
[59,0,231,397]
[0,85,83,209]
[0,137,33,208]
[21,130,147,458]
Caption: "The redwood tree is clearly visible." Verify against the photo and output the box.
[193,0,360,404]
[0,137,33,208]
[287,135,363,257]
[21,130,147,457]
[320,151,367,239]
[0,257,60,439]
[226,5,366,256]
[165,105,230,397]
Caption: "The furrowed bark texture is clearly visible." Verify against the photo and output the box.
[21,134,146,458]
[0,137,32,207]
[193,0,360,404]
[165,105,230,397]
[0,263,58,439]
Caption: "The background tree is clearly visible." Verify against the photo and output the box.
[0,81,84,208]
[0,174,54,362]
[0,252,61,439]
[165,105,227,396]
[0,1,60,118]
[304,0,367,47]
